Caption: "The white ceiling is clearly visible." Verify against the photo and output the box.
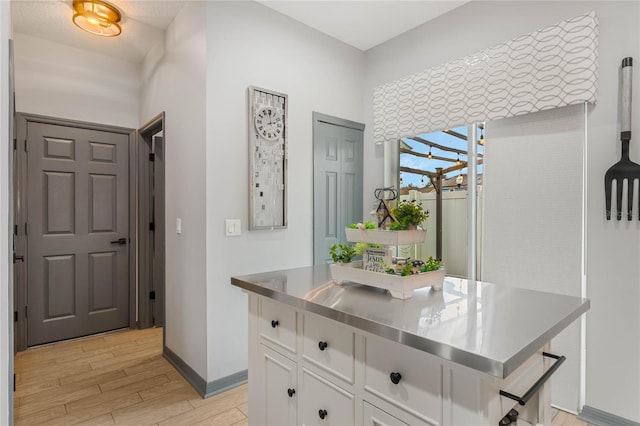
[11,0,187,63]
[257,1,469,51]
[11,0,469,63]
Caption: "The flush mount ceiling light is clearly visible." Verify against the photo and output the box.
[72,0,122,37]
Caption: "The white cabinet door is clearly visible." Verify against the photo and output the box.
[261,345,297,426]
[300,367,355,426]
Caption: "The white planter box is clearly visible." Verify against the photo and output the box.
[344,228,426,245]
[330,261,445,299]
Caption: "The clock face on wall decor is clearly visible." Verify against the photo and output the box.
[248,86,288,230]
[254,107,284,141]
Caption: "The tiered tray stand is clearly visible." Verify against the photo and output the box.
[330,228,445,299]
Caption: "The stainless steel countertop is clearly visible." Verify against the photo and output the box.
[231,265,589,379]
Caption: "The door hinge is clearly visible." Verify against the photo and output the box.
[13,138,16,150]
[13,374,16,392]
[25,306,28,319]
[14,224,17,236]
[24,223,28,236]
[149,222,155,231]
[149,152,155,162]
[149,290,156,300]
[24,140,27,152]
[14,311,18,323]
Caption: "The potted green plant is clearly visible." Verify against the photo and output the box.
[329,243,356,265]
[390,200,429,230]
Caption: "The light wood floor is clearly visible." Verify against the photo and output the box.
[14,327,247,425]
[13,327,588,425]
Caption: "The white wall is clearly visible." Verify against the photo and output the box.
[13,33,139,129]
[140,2,208,380]
[483,104,585,411]
[1,1,12,423]
[205,1,365,381]
[364,1,640,421]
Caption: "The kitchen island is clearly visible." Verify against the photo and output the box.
[231,266,589,426]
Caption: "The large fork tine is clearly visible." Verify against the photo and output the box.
[605,177,612,220]
[628,179,634,220]
[616,179,623,220]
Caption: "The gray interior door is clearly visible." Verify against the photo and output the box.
[26,122,130,346]
[313,113,364,265]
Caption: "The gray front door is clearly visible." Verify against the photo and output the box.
[313,113,364,265]
[26,122,130,346]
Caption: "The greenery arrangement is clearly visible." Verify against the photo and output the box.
[383,256,442,276]
[390,200,429,230]
[354,242,382,255]
[348,221,377,230]
[329,243,357,264]
[420,257,441,272]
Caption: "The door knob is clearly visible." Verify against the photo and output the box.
[318,341,328,351]
[318,409,328,420]
[271,320,279,328]
[287,388,295,397]
[110,238,127,245]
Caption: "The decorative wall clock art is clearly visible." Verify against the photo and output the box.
[248,86,288,230]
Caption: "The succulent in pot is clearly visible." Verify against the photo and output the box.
[390,200,429,230]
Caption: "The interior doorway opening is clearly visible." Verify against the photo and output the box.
[137,113,165,329]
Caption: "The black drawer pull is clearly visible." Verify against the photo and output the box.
[271,320,279,328]
[390,372,402,384]
[318,409,328,420]
[318,341,328,351]
[110,238,127,245]
[287,388,295,397]
[500,352,565,407]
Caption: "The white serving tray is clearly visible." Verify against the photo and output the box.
[330,261,444,299]
[344,228,426,245]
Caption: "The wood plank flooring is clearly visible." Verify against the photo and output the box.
[14,327,247,426]
[13,327,587,425]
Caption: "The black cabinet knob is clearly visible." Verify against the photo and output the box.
[271,320,279,328]
[318,409,328,420]
[287,388,295,397]
[318,341,328,351]
[390,372,402,384]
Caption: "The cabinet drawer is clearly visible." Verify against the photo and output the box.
[364,402,409,426]
[300,368,355,426]
[363,335,442,424]
[302,313,355,384]
[260,298,297,354]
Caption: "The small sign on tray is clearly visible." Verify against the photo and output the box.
[364,248,392,273]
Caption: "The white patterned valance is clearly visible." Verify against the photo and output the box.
[373,11,599,144]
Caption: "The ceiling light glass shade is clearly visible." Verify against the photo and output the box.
[73,0,122,37]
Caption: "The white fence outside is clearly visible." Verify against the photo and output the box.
[398,189,483,279]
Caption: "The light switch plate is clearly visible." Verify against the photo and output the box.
[225,219,241,237]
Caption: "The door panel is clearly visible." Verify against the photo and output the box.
[27,122,129,346]
[44,171,75,233]
[44,254,75,319]
[313,118,364,265]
